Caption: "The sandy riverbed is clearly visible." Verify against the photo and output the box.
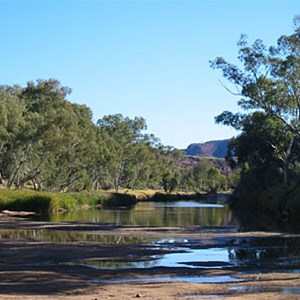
[0,218,299,299]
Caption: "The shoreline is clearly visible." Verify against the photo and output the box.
[0,219,299,299]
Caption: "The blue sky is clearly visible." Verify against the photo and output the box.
[0,1,298,148]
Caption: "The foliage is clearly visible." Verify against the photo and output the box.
[0,78,233,197]
[0,189,137,213]
[212,17,300,222]
[211,17,300,212]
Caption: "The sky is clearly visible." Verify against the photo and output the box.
[0,0,298,149]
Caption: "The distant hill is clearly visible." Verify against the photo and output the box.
[177,155,230,175]
[185,139,230,158]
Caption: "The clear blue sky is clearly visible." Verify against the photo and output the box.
[0,0,298,148]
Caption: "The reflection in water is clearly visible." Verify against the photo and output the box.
[234,207,300,234]
[6,229,296,272]
[1,198,300,286]
[227,236,300,268]
[49,200,235,227]
[229,286,300,295]
[0,229,152,244]
[148,247,228,268]
[88,275,243,284]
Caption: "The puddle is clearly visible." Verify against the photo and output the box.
[185,286,300,298]
[282,287,300,294]
[90,275,243,284]
[229,286,300,294]
[184,295,229,299]
[150,247,230,268]
[65,247,231,270]
[5,228,298,274]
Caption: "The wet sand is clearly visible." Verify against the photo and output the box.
[0,218,299,299]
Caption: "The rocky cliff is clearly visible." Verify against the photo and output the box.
[185,139,229,158]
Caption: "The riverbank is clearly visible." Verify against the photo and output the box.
[0,189,137,213]
[230,183,300,232]
[0,189,210,214]
[0,219,299,299]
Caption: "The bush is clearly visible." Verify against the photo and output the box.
[0,190,106,213]
[0,190,138,213]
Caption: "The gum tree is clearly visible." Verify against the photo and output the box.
[211,18,300,186]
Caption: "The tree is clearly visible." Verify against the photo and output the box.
[0,79,190,194]
[97,114,149,193]
[9,79,98,191]
[211,17,300,186]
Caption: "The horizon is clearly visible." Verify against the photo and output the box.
[0,1,298,148]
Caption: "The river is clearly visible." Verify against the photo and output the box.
[1,196,300,299]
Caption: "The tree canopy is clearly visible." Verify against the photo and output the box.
[211,17,300,193]
[0,79,229,193]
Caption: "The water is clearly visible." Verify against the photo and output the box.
[149,247,229,268]
[2,197,300,291]
[48,199,234,227]
[229,286,300,294]
[88,275,242,284]
[4,226,299,274]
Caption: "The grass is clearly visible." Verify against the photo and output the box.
[0,189,136,213]
[0,188,205,214]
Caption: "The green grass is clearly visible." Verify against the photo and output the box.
[0,190,125,213]
[0,190,52,213]
[0,188,204,214]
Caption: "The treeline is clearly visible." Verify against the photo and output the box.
[211,17,300,218]
[0,79,233,193]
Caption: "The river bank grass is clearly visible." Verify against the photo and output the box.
[0,190,137,213]
[0,189,205,214]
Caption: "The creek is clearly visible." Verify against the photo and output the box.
[47,198,234,227]
[1,196,300,294]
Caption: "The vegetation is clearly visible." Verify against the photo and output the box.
[0,189,139,213]
[211,17,300,219]
[0,79,233,203]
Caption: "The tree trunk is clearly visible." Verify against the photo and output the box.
[282,139,293,186]
[114,161,124,193]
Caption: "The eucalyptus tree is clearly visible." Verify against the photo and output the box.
[157,146,182,193]
[0,85,26,187]
[13,79,97,191]
[211,18,300,186]
[97,114,149,192]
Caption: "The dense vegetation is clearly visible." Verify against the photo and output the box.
[0,79,232,196]
[211,17,300,220]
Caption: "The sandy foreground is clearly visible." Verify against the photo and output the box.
[0,219,299,300]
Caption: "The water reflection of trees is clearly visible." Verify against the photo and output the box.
[0,229,151,244]
[233,207,300,234]
[49,201,234,227]
[227,237,300,264]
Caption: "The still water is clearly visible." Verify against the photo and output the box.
[48,199,235,227]
[1,197,300,292]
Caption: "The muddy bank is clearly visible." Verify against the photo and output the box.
[0,219,299,299]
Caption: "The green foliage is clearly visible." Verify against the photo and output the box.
[0,190,118,213]
[0,78,231,197]
[212,17,300,216]
[178,158,231,193]
[212,19,300,184]
[0,190,51,212]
